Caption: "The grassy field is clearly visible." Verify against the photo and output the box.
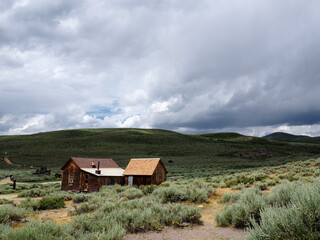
[2,128,320,239]
[1,128,320,180]
[1,157,320,239]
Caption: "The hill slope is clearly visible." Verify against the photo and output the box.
[1,128,320,177]
[264,132,320,144]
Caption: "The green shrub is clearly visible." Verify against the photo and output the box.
[71,202,97,215]
[0,205,30,223]
[160,183,170,187]
[215,188,266,228]
[217,192,241,204]
[152,185,210,203]
[0,199,14,205]
[247,182,320,240]
[38,197,65,210]
[72,194,88,203]
[68,197,201,237]
[254,182,268,190]
[20,198,40,211]
[0,220,64,240]
[267,181,299,206]
[48,191,75,201]
[139,185,159,195]
[18,189,44,198]
[217,179,320,234]
[0,184,16,195]
[121,188,144,200]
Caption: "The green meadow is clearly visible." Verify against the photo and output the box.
[1,128,320,179]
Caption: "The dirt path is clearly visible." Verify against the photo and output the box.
[4,157,14,165]
[3,157,20,167]
[124,222,244,240]
[0,177,12,185]
[124,188,246,240]
[0,194,42,204]
[0,178,60,185]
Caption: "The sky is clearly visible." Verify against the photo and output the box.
[1,0,320,137]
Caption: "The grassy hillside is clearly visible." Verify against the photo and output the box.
[1,128,320,178]
[264,132,320,144]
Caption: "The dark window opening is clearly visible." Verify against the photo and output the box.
[69,173,74,186]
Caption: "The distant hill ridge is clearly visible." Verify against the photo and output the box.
[264,132,320,144]
[0,128,320,169]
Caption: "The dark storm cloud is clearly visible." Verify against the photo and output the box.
[0,0,320,136]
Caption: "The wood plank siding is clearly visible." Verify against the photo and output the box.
[124,158,167,186]
[61,157,124,192]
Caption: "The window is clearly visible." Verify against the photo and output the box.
[85,174,89,184]
[69,173,74,186]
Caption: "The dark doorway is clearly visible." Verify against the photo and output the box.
[110,177,115,185]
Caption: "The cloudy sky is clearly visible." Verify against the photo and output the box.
[1,0,320,136]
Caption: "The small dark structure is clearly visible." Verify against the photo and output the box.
[10,175,16,190]
[33,167,51,175]
[123,158,167,186]
[61,157,124,192]
[55,173,62,178]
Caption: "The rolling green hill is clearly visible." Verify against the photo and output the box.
[264,132,320,144]
[1,128,320,177]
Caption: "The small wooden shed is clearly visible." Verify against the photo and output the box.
[61,157,124,192]
[123,158,167,186]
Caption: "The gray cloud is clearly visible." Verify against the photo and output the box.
[0,0,320,136]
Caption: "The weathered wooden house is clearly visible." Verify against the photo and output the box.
[123,158,167,186]
[61,157,124,192]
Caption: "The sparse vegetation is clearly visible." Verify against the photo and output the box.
[0,182,207,239]
[215,177,320,239]
[0,205,31,224]
[1,128,320,181]
[1,129,320,239]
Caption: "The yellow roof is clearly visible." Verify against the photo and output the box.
[123,158,163,176]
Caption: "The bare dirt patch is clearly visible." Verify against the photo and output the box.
[124,222,244,240]
[0,177,12,185]
[269,174,276,178]
[4,157,14,165]
[32,201,74,224]
[3,157,20,167]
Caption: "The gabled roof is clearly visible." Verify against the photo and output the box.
[123,158,167,176]
[62,157,120,169]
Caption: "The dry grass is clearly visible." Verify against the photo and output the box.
[31,201,74,224]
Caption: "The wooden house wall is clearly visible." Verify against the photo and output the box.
[62,161,124,192]
[124,176,152,185]
[61,161,83,191]
[151,162,166,185]
[124,162,167,186]
[98,176,124,186]
[79,172,99,192]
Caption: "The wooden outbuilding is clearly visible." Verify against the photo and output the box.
[123,158,167,186]
[61,157,124,192]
